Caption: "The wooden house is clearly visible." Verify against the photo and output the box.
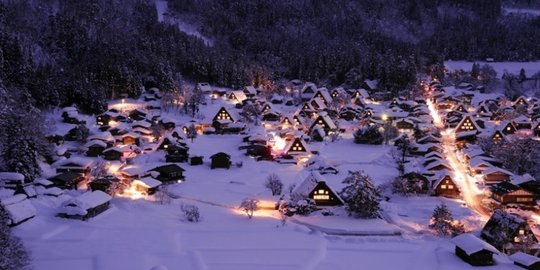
[59,190,112,220]
[481,210,538,254]
[501,121,517,135]
[451,233,498,266]
[47,172,85,189]
[132,177,162,195]
[283,137,310,156]
[300,82,317,100]
[483,167,513,185]
[165,144,189,163]
[491,130,506,144]
[85,140,107,157]
[129,109,147,121]
[190,156,204,166]
[261,103,272,114]
[212,107,237,123]
[401,172,429,193]
[309,97,327,111]
[149,164,185,184]
[102,147,123,161]
[210,152,231,169]
[455,115,480,134]
[119,133,141,146]
[89,176,120,194]
[510,252,540,270]
[293,172,344,206]
[262,111,281,122]
[313,88,332,104]
[490,182,535,206]
[243,86,258,97]
[431,172,460,198]
[309,112,337,135]
[55,158,92,176]
[229,90,247,104]
[513,115,532,130]
[514,96,529,108]
[88,133,116,148]
[395,118,414,130]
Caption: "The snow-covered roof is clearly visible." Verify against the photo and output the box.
[84,140,107,148]
[293,172,326,196]
[60,191,112,215]
[483,166,513,176]
[509,252,540,267]
[0,172,25,182]
[134,178,162,189]
[230,90,247,102]
[1,194,27,205]
[4,199,36,225]
[88,132,115,142]
[451,233,498,255]
[55,157,94,168]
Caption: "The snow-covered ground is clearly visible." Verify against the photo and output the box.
[11,90,525,270]
[445,61,540,78]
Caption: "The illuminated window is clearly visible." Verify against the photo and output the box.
[514,236,520,243]
[441,185,447,189]
[519,229,525,235]
[506,126,511,131]
[448,185,454,189]
[517,197,533,202]
[314,195,330,200]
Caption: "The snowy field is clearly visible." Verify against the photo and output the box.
[445,61,540,78]
[12,132,520,270]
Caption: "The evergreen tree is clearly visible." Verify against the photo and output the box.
[429,203,465,236]
[2,117,42,182]
[0,204,31,270]
[339,170,381,218]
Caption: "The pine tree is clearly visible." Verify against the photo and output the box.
[2,117,42,182]
[0,204,31,270]
[429,203,465,236]
[187,124,197,143]
[339,170,381,218]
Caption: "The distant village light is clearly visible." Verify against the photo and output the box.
[381,114,388,121]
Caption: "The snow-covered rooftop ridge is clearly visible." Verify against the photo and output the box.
[451,233,498,255]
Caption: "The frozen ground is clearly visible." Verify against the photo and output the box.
[445,61,540,78]
[14,133,520,270]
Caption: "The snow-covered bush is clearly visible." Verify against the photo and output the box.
[339,170,381,218]
[240,198,259,219]
[277,195,316,217]
[429,203,465,237]
[0,204,31,270]
[181,204,200,222]
[321,208,334,216]
[264,173,283,196]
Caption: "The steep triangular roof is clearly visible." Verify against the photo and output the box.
[283,137,310,155]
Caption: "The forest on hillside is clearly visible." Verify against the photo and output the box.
[1,0,540,178]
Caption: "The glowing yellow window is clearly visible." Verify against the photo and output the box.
[441,185,447,189]
[448,185,454,189]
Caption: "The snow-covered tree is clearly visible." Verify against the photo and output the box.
[240,103,260,125]
[339,170,381,218]
[0,204,31,270]
[155,185,172,205]
[1,117,42,182]
[489,135,539,175]
[89,157,108,179]
[264,173,283,196]
[429,203,465,237]
[240,198,259,219]
[180,204,200,222]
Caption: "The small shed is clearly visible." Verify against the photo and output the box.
[48,172,86,189]
[190,156,204,166]
[133,177,162,195]
[1,195,36,226]
[451,233,498,266]
[149,164,185,184]
[0,172,25,188]
[510,252,540,270]
[210,152,231,169]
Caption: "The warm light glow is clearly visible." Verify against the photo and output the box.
[427,99,443,128]
[381,114,388,121]
[272,134,287,153]
[118,182,146,200]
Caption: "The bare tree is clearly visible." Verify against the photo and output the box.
[264,173,283,196]
[180,204,200,222]
[240,198,259,219]
[90,157,108,179]
[156,185,172,205]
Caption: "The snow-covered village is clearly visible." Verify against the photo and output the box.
[1,1,540,270]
